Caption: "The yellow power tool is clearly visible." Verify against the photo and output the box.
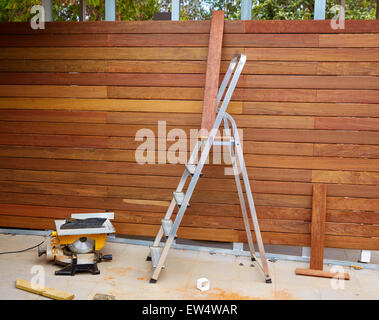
[38,212,116,276]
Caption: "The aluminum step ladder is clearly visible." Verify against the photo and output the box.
[147,53,272,284]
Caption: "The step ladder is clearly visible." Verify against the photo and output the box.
[147,53,272,284]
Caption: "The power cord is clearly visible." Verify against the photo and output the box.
[0,240,45,255]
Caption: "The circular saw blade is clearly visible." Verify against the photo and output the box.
[68,237,95,254]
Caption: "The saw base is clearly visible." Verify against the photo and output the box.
[55,257,100,276]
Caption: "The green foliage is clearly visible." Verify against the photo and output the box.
[167,0,377,21]
[52,1,104,21]
[159,0,209,20]
[251,0,376,20]
[117,0,160,21]
[0,0,40,22]
[0,0,377,22]
[252,0,314,20]
[326,0,377,20]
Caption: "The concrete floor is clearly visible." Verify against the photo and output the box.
[0,234,378,300]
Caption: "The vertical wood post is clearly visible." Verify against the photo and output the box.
[310,184,327,271]
[314,0,326,20]
[200,11,225,132]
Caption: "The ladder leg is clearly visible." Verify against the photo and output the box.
[147,167,192,260]
[150,142,207,282]
[234,136,271,283]
[223,121,257,262]
[150,168,203,282]
[229,145,258,262]
[146,199,176,261]
[150,228,177,282]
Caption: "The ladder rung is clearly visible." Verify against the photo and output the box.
[214,140,234,146]
[173,192,189,208]
[150,246,165,268]
[161,218,173,237]
[199,136,235,146]
[185,164,202,177]
[199,135,233,141]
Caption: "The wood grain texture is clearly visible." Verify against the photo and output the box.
[0,20,378,250]
[312,171,379,185]
[0,213,376,249]
[201,11,224,131]
[0,98,242,114]
[1,20,378,35]
[243,102,379,117]
[0,85,107,98]
[4,60,378,76]
[246,48,379,61]
[0,60,108,73]
[310,184,327,271]
[295,268,350,280]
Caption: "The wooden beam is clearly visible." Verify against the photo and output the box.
[310,184,327,270]
[15,279,75,300]
[200,11,225,132]
[295,268,350,280]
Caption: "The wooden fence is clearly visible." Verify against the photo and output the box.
[0,20,378,250]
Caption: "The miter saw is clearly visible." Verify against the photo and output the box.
[38,212,116,276]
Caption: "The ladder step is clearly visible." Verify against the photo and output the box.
[173,192,189,208]
[213,139,234,146]
[199,136,235,146]
[149,246,165,268]
[185,164,203,177]
[161,218,173,237]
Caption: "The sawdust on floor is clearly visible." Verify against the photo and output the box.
[105,267,132,277]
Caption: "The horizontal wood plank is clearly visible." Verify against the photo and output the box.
[2,20,379,35]
[246,48,379,61]
[0,19,378,250]
[0,98,242,114]
[312,171,379,185]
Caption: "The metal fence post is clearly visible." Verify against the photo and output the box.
[171,0,180,21]
[41,0,52,22]
[79,0,86,21]
[241,0,252,20]
[314,0,326,20]
[105,0,116,21]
